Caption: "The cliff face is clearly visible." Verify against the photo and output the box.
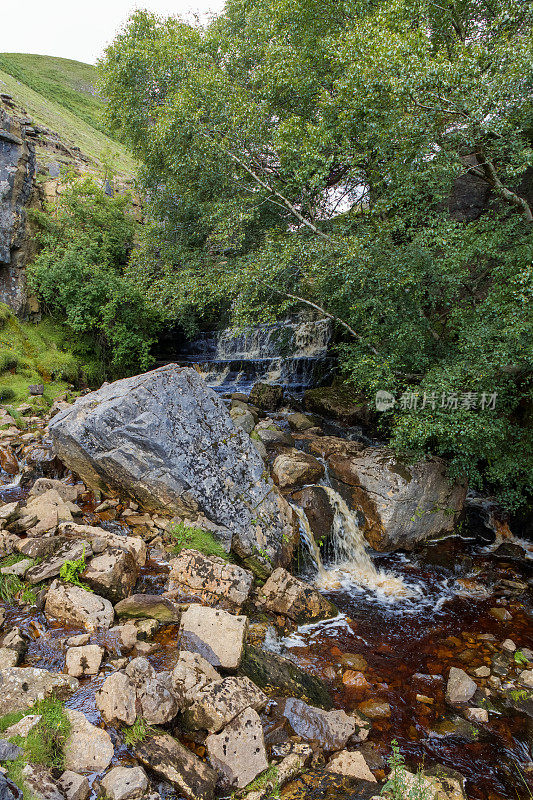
[0,103,38,316]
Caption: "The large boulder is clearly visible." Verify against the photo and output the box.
[315,445,466,551]
[281,698,359,751]
[183,676,268,733]
[178,605,248,669]
[49,366,295,574]
[63,709,114,774]
[0,108,38,315]
[271,449,325,491]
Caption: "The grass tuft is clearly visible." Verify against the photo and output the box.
[170,522,231,561]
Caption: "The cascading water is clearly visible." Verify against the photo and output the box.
[293,487,412,598]
[170,318,335,394]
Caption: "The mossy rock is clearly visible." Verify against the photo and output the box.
[303,384,375,426]
[239,645,332,710]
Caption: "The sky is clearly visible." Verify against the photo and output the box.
[0,0,226,65]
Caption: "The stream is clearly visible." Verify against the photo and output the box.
[0,405,532,800]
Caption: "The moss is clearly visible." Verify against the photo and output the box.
[0,303,13,329]
[170,522,231,561]
[0,313,93,404]
[3,698,71,770]
[122,717,159,747]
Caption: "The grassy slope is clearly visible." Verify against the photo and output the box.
[0,53,135,174]
[0,304,84,405]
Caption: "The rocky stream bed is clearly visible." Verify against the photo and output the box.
[0,366,530,800]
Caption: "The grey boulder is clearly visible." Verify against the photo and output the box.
[49,365,294,574]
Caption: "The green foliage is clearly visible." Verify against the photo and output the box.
[0,304,13,329]
[0,352,18,374]
[29,177,161,378]
[101,0,533,510]
[235,764,280,798]
[4,699,71,774]
[514,650,529,667]
[170,522,230,560]
[0,555,35,603]
[381,741,432,800]
[0,387,16,403]
[122,717,157,746]
[59,547,91,590]
[36,351,79,383]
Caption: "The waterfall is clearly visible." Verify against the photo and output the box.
[170,319,335,395]
[295,487,412,598]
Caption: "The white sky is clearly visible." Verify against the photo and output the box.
[0,0,226,65]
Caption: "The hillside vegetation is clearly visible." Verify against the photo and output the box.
[0,53,135,173]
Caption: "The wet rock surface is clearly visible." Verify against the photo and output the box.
[0,381,531,800]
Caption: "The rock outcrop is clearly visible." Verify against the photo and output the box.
[49,366,295,574]
[0,107,38,316]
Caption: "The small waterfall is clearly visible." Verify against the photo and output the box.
[169,319,335,395]
[295,487,412,598]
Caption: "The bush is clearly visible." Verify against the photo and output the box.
[0,351,19,373]
[29,177,161,379]
[37,350,79,382]
[0,387,16,403]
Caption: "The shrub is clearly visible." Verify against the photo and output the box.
[29,177,161,378]
[0,387,16,403]
[37,350,79,382]
[381,741,432,800]
[0,352,19,373]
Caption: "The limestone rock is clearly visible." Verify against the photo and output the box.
[114,594,182,622]
[25,488,73,534]
[282,698,358,750]
[21,765,63,800]
[206,707,268,789]
[0,740,22,761]
[64,709,114,774]
[101,767,148,800]
[167,549,253,612]
[58,771,90,800]
[29,479,79,504]
[272,449,325,490]
[95,672,137,725]
[257,568,336,623]
[184,675,267,733]
[83,547,138,602]
[171,650,221,708]
[0,667,78,715]
[322,446,466,551]
[4,714,41,738]
[134,733,217,800]
[287,413,315,432]
[178,605,248,669]
[446,668,477,705]
[57,523,146,567]
[25,540,92,584]
[49,366,294,574]
[65,645,104,678]
[327,750,376,782]
[0,648,19,669]
[125,658,178,725]
[45,580,114,631]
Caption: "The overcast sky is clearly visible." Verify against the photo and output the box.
[0,0,226,65]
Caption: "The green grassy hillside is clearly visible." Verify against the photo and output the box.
[0,54,135,174]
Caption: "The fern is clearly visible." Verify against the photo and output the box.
[381,741,432,800]
[59,547,91,590]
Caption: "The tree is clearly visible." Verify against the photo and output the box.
[100,0,533,508]
[29,177,161,379]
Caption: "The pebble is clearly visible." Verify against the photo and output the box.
[474,666,491,678]
[464,707,489,724]
[502,639,516,652]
